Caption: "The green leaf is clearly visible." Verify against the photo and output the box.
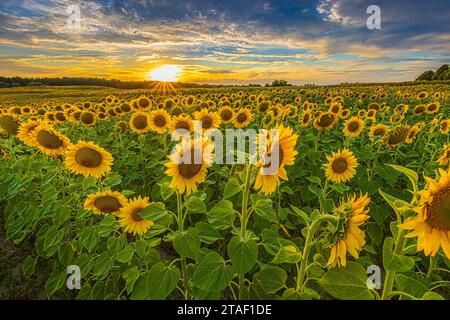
[45,269,66,298]
[306,176,321,184]
[386,164,418,193]
[395,274,429,298]
[223,178,244,199]
[193,251,234,291]
[93,252,114,280]
[195,222,222,244]
[254,199,277,223]
[379,189,412,215]
[104,172,122,187]
[185,196,207,213]
[421,292,445,300]
[319,262,375,300]
[138,202,167,222]
[134,240,147,259]
[58,243,74,266]
[227,236,258,275]
[383,237,415,272]
[207,200,236,230]
[254,266,287,294]
[122,266,140,294]
[289,205,309,225]
[107,237,124,255]
[272,245,302,264]
[23,256,37,277]
[173,228,201,259]
[115,245,135,263]
[148,263,179,299]
[159,181,175,201]
[79,227,99,253]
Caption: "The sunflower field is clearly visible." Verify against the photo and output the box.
[0,84,449,300]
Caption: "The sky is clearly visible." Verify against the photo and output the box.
[0,0,449,85]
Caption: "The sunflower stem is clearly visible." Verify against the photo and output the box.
[380,228,407,300]
[176,191,190,300]
[426,255,438,279]
[296,214,339,292]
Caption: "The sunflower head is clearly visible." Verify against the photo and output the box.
[30,123,71,156]
[437,144,450,166]
[0,114,20,135]
[165,138,214,195]
[327,193,371,268]
[130,112,151,134]
[65,141,113,178]
[148,109,170,134]
[117,196,154,236]
[233,108,253,128]
[385,125,410,148]
[193,108,221,132]
[84,190,128,215]
[219,106,234,124]
[343,117,364,137]
[80,111,96,127]
[369,124,389,140]
[314,112,337,131]
[400,169,450,259]
[325,148,358,184]
[17,120,43,146]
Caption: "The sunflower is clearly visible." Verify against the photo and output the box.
[426,102,440,115]
[314,112,337,131]
[299,110,313,127]
[30,124,71,156]
[399,169,450,260]
[385,125,410,148]
[343,117,365,138]
[233,108,253,128]
[219,106,234,124]
[369,124,389,139]
[0,114,20,135]
[65,141,113,178]
[168,114,194,135]
[413,105,426,115]
[84,190,128,216]
[325,149,358,183]
[17,120,43,146]
[254,125,298,195]
[439,120,450,134]
[193,108,221,133]
[437,144,450,166]
[117,196,154,236]
[135,96,152,110]
[80,111,96,127]
[148,109,170,134]
[339,109,351,119]
[417,91,428,100]
[329,103,342,115]
[129,112,151,134]
[406,125,420,144]
[327,193,371,268]
[0,148,9,160]
[165,138,214,195]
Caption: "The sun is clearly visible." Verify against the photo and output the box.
[147,65,182,82]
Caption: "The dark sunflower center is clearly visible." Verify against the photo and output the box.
[37,130,63,149]
[27,124,38,134]
[131,208,144,222]
[154,115,166,127]
[374,128,385,136]
[56,113,66,121]
[201,116,213,129]
[178,148,203,179]
[139,99,150,108]
[221,110,232,121]
[0,116,19,134]
[318,114,334,127]
[428,187,450,231]
[172,108,183,116]
[81,113,94,124]
[175,121,190,131]
[332,157,348,174]
[94,196,122,213]
[303,114,310,123]
[237,113,248,123]
[75,147,103,168]
[388,128,409,145]
[348,121,360,132]
[133,115,148,129]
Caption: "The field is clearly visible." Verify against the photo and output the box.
[0,83,449,300]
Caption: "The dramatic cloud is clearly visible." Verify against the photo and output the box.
[0,0,448,84]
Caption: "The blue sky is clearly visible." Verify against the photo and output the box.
[0,0,448,84]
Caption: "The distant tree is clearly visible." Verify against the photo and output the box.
[415,70,435,81]
[433,64,449,80]
[270,79,292,87]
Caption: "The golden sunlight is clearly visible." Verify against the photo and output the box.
[147,65,182,82]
